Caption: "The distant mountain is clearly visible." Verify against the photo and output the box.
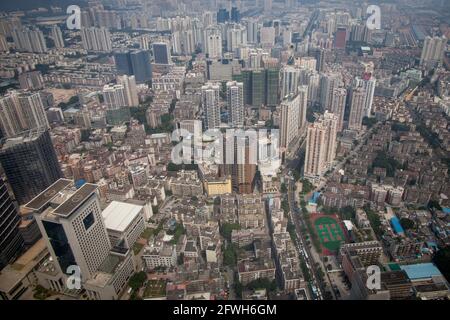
[0,0,87,12]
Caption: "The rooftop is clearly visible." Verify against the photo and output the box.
[400,263,443,280]
[102,201,143,232]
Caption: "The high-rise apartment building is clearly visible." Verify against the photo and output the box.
[0,130,62,204]
[420,36,447,69]
[102,84,127,110]
[0,90,49,138]
[11,27,47,53]
[51,25,64,48]
[330,88,347,132]
[280,93,300,150]
[348,87,367,131]
[297,85,308,132]
[18,71,44,90]
[281,66,301,98]
[202,82,221,130]
[205,27,222,59]
[80,27,112,52]
[304,111,338,182]
[226,81,244,127]
[117,75,139,107]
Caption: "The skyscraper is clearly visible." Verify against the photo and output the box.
[117,75,139,107]
[226,24,247,53]
[0,90,49,138]
[304,111,338,182]
[18,71,44,90]
[420,36,447,69]
[227,81,244,127]
[26,179,135,299]
[114,50,133,75]
[80,27,112,52]
[320,73,340,111]
[51,25,64,48]
[348,87,367,131]
[0,177,24,270]
[130,50,152,84]
[202,82,221,130]
[0,130,63,204]
[152,42,171,65]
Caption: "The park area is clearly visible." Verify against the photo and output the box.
[311,214,346,254]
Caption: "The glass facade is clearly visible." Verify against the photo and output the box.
[42,220,76,273]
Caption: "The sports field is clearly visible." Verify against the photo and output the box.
[313,216,345,251]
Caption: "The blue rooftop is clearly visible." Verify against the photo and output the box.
[390,216,405,234]
[400,263,442,280]
[442,207,450,214]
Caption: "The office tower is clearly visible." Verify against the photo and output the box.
[202,11,216,27]
[330,88,347,132]
[102,84,127,110]
[231,7,240,23]
[80,27,112,52]
[310,47,324,72]
[26,179,135,299]
[281,66,301,98]
[0,90,49,138]
[18,71,44,90]
[297,85,308,132]
[51,25,64,48]
[265,67,280,107]
[420,36,447,69]
[0,130,62,204]
[320,73,340,111]
[117,75,139,107]
[226,24,247,52]
[130,50,152,83]
[114,50,133,75]
[280,93,300,149]
[304,111,338,181]
[0,177,24,270]
[348,87,367,131]
[11,27,47,53]
[217,8,230,23]
[205,27,222,59]
[202,82,221,130]
[227,81,244,127]
[152,42,171,65]
[334,27,347,49]
[260,27,275,47]
[251,69,265,107]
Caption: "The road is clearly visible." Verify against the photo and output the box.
[286,177,323,300]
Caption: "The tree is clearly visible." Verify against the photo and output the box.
[223,243,238,267]
[281,183,287,193]
[128,271,147,290]
[399,217,415,230]
[220,223,241,241]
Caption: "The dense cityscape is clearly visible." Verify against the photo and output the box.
[0,0,449,302]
